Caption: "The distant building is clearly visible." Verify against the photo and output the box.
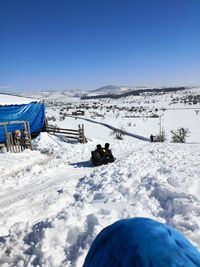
[72,110,85,116]
[151,114,159,118]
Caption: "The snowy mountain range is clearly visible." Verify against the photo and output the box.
[18,84,200,101]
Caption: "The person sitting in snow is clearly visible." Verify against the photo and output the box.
[103,143,115,164]
[91,144,105,166]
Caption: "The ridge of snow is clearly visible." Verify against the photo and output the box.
[0,94,40,105]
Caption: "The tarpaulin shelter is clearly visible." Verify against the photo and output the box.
[0,94,45,143]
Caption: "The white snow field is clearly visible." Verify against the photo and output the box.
[0,88,200,266]
[0,94,39,105]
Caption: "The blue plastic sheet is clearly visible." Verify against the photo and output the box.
[0,102,45,142]
[83,217,200,267]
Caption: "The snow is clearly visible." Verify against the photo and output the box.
[0,89,200,266]
[0,94,39,105]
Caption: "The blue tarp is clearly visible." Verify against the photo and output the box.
[0,102,45,142]
[83,217,200,267]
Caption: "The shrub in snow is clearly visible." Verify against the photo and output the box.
[60,115,65,121]
[116,132,123,140]
[47,116,56,122]
[111,127,125,140]
[154,129,166,142]
[171,127,190,143]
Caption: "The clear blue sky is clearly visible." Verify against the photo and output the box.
[0,0,200,92]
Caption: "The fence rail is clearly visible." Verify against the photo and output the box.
[44,124,87,143]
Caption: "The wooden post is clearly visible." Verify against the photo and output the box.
[7,132,10,152]
[78,124,82,143]
[82,124,84,143]
[19,130,23,151]
[44,118,48,130]
[26,121,33,150]
[21,122,26,150]
[10,132,14,153]
[4,125,9,152]
[82,124,87,143]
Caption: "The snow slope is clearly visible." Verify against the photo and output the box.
[0,90,200,266]
[0,132,200,266]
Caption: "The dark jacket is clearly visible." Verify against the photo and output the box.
[91,150,104,166]
[104,148,114,160]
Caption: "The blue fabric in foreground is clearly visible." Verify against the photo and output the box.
[83,218,200,267]
[0,102,45,142]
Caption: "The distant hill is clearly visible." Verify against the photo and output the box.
[86,85,133,97]
[81,86,188,100]
[17,84,199,101]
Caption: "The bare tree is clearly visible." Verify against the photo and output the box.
[171,127,190,143]
[154,129,167,142]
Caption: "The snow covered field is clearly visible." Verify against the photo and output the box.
[0,88,200,266]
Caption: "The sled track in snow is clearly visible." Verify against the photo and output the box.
[67,115,150,142]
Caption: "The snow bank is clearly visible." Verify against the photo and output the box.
[0,94,39,105]
[0,134,200,266]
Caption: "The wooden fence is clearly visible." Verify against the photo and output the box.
[0,121,32,152]
[45,124,87,143]
[0,122,87,153]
